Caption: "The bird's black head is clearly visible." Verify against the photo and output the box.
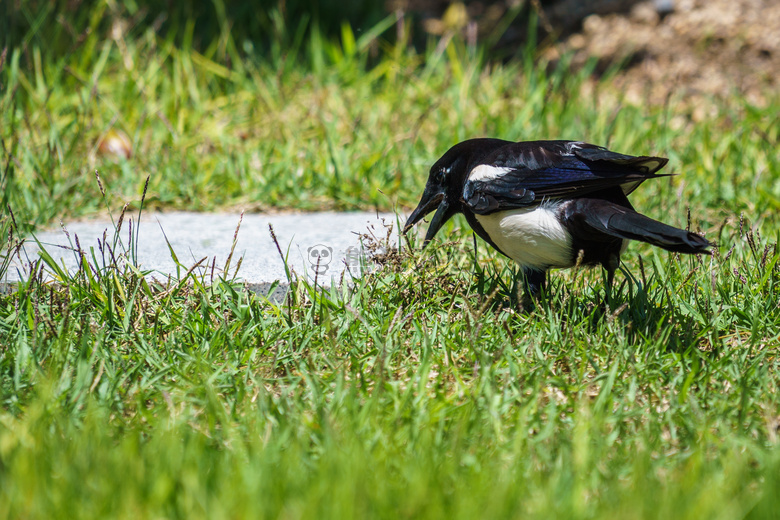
[403,138,510,245]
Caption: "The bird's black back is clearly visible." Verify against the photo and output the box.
[461,140,669,215]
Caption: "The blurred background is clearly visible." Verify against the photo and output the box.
[1,0,778,230]
[5,0,777,101]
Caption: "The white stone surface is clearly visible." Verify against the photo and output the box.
[4,211,401,297]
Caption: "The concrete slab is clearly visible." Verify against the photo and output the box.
[4,211,401,299]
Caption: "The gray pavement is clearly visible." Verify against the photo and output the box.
[4,211,402,299]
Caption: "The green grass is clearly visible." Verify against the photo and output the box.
[1,221,779,518]
[3,7,778,231]
[2,5,780,520]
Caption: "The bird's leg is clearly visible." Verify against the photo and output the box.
[520,268,546,312]
[603,254,620,309]
[604,268,615,308]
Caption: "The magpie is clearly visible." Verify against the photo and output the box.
[403,138,713,303]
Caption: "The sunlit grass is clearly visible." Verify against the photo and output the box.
[3,8,778,232]
[1,207,779,518]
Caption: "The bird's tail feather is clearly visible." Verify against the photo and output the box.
[572,200,713,254]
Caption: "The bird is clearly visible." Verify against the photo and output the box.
[403,138,713,305]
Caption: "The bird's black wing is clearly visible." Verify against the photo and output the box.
[463,141,669,215]
[563,198,713,254]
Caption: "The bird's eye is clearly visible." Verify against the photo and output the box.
[435,167,448,183]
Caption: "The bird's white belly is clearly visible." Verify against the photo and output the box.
[475,204,573,270]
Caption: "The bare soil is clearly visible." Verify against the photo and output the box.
[392,0,779,104]
[546,0,780,104]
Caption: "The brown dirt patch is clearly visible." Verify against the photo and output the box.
[545,0,780,104]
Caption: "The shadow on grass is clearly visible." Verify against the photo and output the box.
[393,232,723,355]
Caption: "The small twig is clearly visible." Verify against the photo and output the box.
[223,210,244,276]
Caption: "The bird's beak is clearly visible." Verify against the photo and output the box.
[403,191,454,246]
